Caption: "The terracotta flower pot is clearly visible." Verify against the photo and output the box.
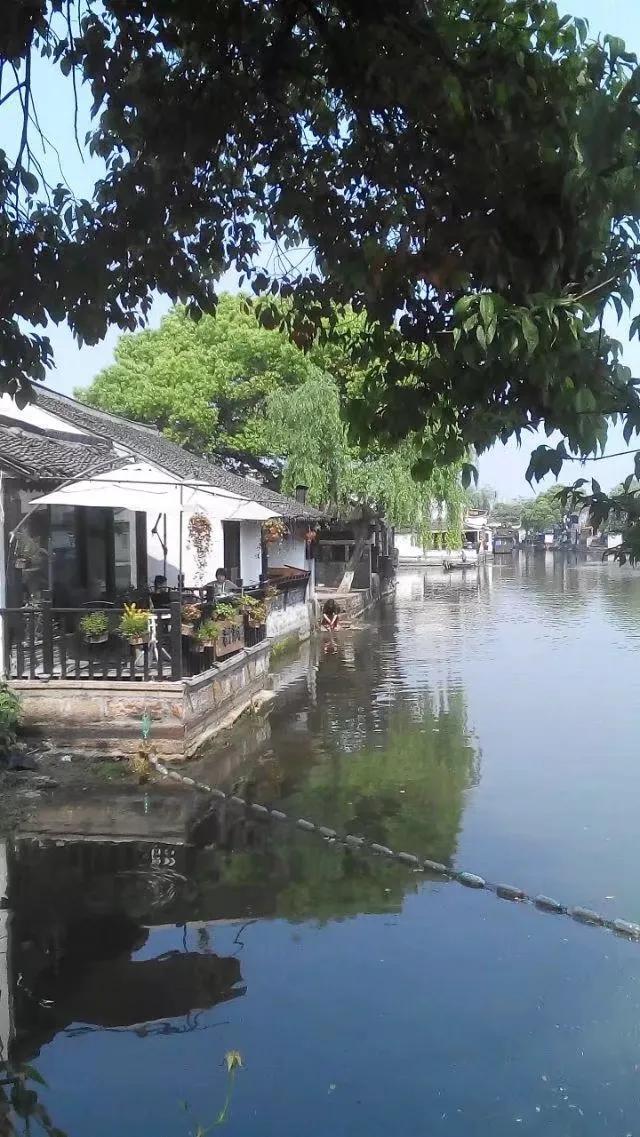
[85,633,109,645]
[127,632,149,646]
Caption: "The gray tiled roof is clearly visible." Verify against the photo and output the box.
[0,423,115,481]
[34,387,322,520]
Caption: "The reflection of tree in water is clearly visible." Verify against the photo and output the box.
[216,675,480,923]
[519,551,586,611]
[0,1061,66,1137]
[290,686,479,859]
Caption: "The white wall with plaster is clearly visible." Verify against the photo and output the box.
[266,601,311,642]
[267,533,308,572]
[240,523,262,586]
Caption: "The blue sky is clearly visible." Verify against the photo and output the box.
[7,0,640,498]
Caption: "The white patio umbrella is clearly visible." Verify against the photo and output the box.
[30,461,245,516]
[28,460,281,591]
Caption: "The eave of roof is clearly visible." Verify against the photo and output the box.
[0,422,115,482]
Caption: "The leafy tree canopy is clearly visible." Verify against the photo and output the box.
[80,296,466,533]
[78,295,320,482]
[4,0,640,501]
[520,487,565,532]
[266,371,465,535]
[490,499,525,526]
[466,486,497,513]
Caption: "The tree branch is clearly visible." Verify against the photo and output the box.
[0,80,25,109]
[13,52,31,176]
[66,0,83,158]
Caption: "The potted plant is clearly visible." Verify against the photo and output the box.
[214,601,239,622]
[119,603,149,646]
[262,517,288,546]
[194,619,221,651]
[79,611,110,645]
[181,602,201,635]
[238,595,267,627]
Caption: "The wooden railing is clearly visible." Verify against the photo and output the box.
[0,596,268,683]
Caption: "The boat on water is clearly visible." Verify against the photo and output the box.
[442,550,479,572]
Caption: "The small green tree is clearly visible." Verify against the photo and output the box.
[520,488,565,533]
[490,500,525,526]
[266,372,464,538]
[466,487,497,513]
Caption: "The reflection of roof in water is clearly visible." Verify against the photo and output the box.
[11,909,244,1063]
[43,949,243,1028]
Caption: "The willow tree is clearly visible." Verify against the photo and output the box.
[3,0,640,521]
[266,373,465,540]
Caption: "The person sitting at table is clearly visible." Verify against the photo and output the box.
[150,574,171,609]
[209,567,238,599]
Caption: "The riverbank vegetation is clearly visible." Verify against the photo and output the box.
[0,684,21,756]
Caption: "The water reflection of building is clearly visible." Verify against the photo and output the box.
[0,787,277,1064]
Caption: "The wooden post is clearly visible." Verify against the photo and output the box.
[40,594,54,675]
[170,597,183,680]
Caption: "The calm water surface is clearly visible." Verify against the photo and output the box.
[7,554,640,1136]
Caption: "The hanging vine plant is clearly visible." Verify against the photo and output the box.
[187,511,212,583]
[262,517,288,546]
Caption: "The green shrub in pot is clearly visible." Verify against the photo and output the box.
[79,611,110,643]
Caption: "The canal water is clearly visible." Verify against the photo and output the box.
[5,554,640,1136]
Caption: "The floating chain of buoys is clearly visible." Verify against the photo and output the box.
[149,754,640,943]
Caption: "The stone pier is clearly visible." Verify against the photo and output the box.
[11,641,270,761]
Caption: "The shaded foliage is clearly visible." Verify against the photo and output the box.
[490,500,525,526]
[2,0,640,498]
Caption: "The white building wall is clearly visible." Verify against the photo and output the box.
[147,517,267,589]
[396,533,424,560]
[266,602,311,642]
[148,515,225,588]
[267,532,316,598]
[240,523,262,587]
[267,533,307,571]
